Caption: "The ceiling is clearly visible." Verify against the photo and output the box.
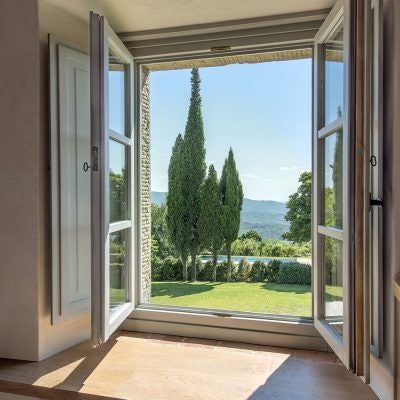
[44,0,335,33]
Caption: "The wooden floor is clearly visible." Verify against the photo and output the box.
[0,331,378,400]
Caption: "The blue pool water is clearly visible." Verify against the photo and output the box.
[198,255,311,265]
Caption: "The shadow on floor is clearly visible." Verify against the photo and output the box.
[151,281,222,298]
[0,332,121,395]
[247,355,378,400]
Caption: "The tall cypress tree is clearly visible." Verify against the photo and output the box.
[166,134,190,280]
[182,68,206,281]
[220,148,243,281]
[199,165,224,281]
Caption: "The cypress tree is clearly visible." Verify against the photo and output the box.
[199,165,224,281]
[220,148,243,281]
[182,68,206,281]
[166,134,190,280]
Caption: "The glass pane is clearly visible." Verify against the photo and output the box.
[109,229,128,312]
[109,48,126,135]
[324,236,343,336]
[323,129,343,228]
[323,20,344,125]
[109,140,128,223]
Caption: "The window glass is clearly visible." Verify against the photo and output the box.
[323,129,343,228]
[324,236,343,336]
[109,229,128,311]
[323,21,344,125]
[109,48,126,135]
[109,139,128,223]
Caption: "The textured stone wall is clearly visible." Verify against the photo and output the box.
[140,68,151,303]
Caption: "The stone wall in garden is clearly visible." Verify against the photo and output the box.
[141,68,151,303]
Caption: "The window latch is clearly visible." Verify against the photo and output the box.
[370,197,383,208]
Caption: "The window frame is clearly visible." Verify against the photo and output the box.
[123,43,327,349]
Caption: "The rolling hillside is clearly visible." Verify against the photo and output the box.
[151,191,289,240]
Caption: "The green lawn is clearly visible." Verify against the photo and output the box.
[151,281,313,317]
[111,282,343,317]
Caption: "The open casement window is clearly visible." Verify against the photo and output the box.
[90,12,136,345]
[313,0,351,367]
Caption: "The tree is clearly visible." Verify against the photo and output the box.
[282,171,311,244]
[166,134,190,280]
[239,230,263,243]
[151,203,174,260]
[198,165,224,281]
[181,68,206,281]
[220,148,243,281]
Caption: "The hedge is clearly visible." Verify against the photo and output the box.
[276,262,311,285]
[151,257,311,285]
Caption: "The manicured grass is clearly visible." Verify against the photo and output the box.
[112,282,343,317]
[151,281,313,317]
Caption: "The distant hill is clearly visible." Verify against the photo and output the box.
[151,191,289,240]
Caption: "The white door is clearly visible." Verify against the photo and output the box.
[90,12,136,345]
[312,0,351,367]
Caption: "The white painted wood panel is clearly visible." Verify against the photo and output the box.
[51,44,91,323]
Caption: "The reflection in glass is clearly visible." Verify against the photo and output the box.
[324,236,343,336]
[109,229,128,312]
[109,140,128,223]
[324,129,343,228]
[323,20,344,125]
[109,48,126,135]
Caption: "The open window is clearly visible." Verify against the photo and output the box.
[312,0,351,367]
[90,12,136,344]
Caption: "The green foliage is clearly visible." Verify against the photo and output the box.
[166,134,190,279]
[239,230,263,242]
[151,256,181,281]
[233,258,252,282]
[260,240,311,257]
[197,260,213,281]
[282,171,312,244]
[181,68,207,280]
[332,130,343,227]
[228,238,311,258]
[249,260,268,282]
[109,169,127,222]
[220,148,243,280]
[231,238,260,256]
[276,262,311,285]
[265,259,282,282]
[216,260,237,282]
[151,203,174,259]
[198,165,224,280]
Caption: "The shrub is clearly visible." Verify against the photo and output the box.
[216,260,236,281]
[276,262,311,285]
[197,260,213,281]
[151,256,182,281]
[233,258,252,281]
[249,260,267,282]
[265,259,282,282]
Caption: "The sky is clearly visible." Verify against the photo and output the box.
[149,59,312,202]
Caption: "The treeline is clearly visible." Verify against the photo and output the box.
[165,68,243,282]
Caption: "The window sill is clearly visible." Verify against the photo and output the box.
[122,304,328,352]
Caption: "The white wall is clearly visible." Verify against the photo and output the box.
[0,0,94,361]
[0,0,40,361]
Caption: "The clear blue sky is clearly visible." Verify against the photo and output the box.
[149,59,312,202]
